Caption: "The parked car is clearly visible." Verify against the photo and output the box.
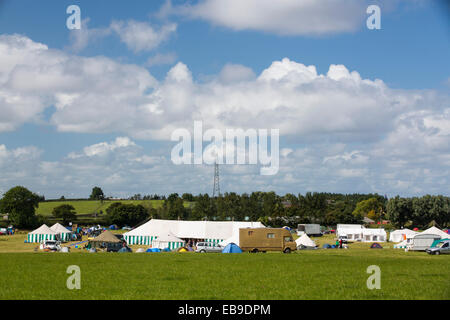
[41,240,61,251]
[195,242,223,253]
[426,240,450,255]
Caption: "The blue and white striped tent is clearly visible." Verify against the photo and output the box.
[50,223,72,242]
[123,219,265,247]
[27,224,58,243]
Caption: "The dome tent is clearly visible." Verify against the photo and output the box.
[222,243,242,253]
[118,247,132,253]
[27,225,58,243]
[370,243,383,249]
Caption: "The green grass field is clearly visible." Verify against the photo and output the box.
[36,200,165,216]
[0,234,448,300]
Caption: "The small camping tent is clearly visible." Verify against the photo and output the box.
[50,223,72,242]
[370,243,383,249]
[118,247,132,253]
[295,234,317,249]
[27,225,58,243]
[222,243,242,253]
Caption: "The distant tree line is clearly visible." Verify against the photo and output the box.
[153,192,391,228]
[0,186,448,229]
[386,195,449,229]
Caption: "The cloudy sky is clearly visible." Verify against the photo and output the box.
[0,0,449,199]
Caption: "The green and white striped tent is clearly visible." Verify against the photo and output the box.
[124,235,157,246]
[205,238,225,245]
[27,224,57,243]
[50,223,72,242]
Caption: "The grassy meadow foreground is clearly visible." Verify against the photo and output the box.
[0,234,448,300]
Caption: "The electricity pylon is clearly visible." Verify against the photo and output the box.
[213,162,221,198]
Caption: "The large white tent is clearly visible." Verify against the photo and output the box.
[50,223,72,242]
[337,224,386,242]
[362,228,387,242]
[124,219,265,246]
[295,234,317,248]
[27,225,58,243]
[389,228,418,243]
[337,224,364,240]
[419,226,449,239]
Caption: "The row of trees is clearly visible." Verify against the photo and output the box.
[1,186,448,229]
[386,195,449,228]
[154,192,449,229]
[154,192,389,228]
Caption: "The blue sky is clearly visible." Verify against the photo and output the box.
[0,0,449,198]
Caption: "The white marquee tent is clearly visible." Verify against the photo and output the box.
[295,234,317,248]
[337,224,386,242]
[337,224,364,239]
[124,219,265,246]
[27,224,58,243]
[362,228,387,242]
[418,226,449,239]
[50,223,72,242]
[389,228,418,243]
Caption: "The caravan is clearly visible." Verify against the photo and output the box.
[239,228,296,253]
[407,227,449,251]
